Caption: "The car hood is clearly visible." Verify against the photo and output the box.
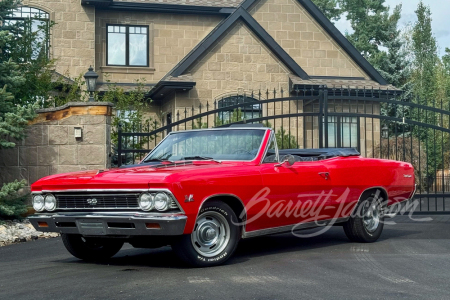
[31,161,236,191]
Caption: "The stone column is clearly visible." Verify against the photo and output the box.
[0,102,114,189]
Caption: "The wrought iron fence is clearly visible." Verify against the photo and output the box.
[117,86,450,212]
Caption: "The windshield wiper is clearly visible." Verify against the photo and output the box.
[180,156,221,163]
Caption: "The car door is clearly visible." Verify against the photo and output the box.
[252,160,332,232]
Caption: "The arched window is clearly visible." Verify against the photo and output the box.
[5,6,50,60]
[217,95,262,124]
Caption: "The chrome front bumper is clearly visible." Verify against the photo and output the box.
[29,212,187,236]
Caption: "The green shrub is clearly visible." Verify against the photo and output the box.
[0,180,28,220]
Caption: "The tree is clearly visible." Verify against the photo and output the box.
[0,0,42,219]
[373,5,410,90]
[338,0,392,64]
[411,1,438,107]
[409,2,444,179]
[1,0,55,107]
[311,0,341,22]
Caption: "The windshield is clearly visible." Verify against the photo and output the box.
[144,129,267,162]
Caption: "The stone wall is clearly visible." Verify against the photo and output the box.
[0,102,113,189]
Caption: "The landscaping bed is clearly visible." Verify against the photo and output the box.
[0,219,59,247]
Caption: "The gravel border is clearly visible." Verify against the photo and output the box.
[0,219,59,247]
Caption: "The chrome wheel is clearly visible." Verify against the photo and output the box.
[191,211,230,257]
[362,200,381,233]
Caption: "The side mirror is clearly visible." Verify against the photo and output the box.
[275,154,296,167]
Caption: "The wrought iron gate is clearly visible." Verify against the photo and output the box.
[117,86,450,212]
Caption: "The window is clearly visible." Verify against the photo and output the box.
[4,6,50,60]
[263,133,279,163]
[107,25,148,67]
[325,116,359,148]
[217,95,262,124]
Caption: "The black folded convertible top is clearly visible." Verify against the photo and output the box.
[278,148,360,158]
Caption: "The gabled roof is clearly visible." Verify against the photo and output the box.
[170,7,309,79]
[141,0,390,99]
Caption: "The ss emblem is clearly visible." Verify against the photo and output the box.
[87,198,98,205]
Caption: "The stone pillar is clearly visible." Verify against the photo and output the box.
[0,102,114,189]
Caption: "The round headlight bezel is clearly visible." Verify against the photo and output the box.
[139,193,154,211]
[33,194,45,212]
[44,194,57,211]
[154,192,170,211]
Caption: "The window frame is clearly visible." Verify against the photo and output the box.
[4,6,50,60]
[106,24,150,67]
[217,95,262,123]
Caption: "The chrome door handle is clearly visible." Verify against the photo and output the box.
[319,172,330,180]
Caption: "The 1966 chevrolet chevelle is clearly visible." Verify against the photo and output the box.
[30,125,415,267]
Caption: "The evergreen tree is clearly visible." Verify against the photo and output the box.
[311,0,341,22]
[373,5,410,89]
[410,2,443,179]
[338,0,392,64]
[0,0,39,219]
[411,1,438,107]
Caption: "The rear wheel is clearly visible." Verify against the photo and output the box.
[61,234,124,261]
[343,195,384,243]
[172,200,241,267]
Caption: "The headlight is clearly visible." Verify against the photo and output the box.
[154,193,169,211]
[139,193,154,211]
[44,194,57,211]
[33,195,45,212]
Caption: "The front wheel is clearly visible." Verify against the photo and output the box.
[343,195,384,243]
[172,201,241,267]
[61,234,124,261]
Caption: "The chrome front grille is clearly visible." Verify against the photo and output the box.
[56,193,140,210]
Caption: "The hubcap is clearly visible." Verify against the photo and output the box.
[363,199,381,233]
[191,211,230,257]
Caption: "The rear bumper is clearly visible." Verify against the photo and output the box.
[29,212,187,236]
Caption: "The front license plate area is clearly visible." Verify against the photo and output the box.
[77,219,105,235]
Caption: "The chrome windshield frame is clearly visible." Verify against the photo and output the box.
[141,127,270,163]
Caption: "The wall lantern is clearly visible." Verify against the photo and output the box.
[381,125,389,139]
[84,66,98,102]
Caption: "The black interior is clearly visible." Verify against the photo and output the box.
[263,148,360,163]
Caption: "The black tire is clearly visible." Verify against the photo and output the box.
[343,195,384,243]
[172,200,241,267]
[61,234,124,261]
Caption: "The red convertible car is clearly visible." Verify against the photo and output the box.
[29,126,416,267]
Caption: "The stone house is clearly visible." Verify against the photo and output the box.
[3,0,398,186]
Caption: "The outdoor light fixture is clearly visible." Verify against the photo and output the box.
[83,66,98,102]
[381,125,389,139]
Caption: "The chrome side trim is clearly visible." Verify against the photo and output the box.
[242,217,349,239]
